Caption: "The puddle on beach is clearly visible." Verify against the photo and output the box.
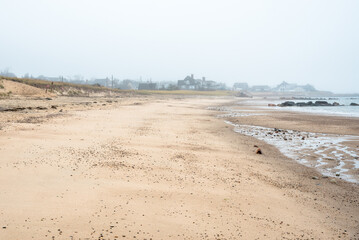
[208,106,359,183]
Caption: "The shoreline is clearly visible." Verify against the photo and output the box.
[236,97,359,118]
[210,98,359,183]
[1,95,359,239]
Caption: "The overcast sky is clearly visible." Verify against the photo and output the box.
[0,0,358,93]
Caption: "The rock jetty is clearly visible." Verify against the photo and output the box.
[268,101,349,107]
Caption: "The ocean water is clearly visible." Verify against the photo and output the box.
[264,97,359,117]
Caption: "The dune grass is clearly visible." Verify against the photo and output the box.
[0,76,109,92]
[133,89,234,96]
[0,76,234,97]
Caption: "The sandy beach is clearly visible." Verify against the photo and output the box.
[1,95,359,239]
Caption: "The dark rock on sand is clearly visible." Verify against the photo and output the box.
[280,101,295,107]
[350,103,359,106]
[296,102,309,107]
[279,100,343,107]
[314,101,331,106]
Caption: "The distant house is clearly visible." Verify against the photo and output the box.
[118,79,140,90]
[233,82,249,91]
[177,74,224,90]
[249,85,271,92]
[275,81,297,92]
[138,82,157,90]
[302,84,316,92]
[273,81,317,92]
[177,74,201,90]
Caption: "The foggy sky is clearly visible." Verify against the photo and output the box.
[0,0,358,93]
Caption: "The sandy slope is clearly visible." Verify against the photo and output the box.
[0,97,358,239]
[0,79,54,97]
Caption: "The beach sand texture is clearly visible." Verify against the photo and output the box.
[0,96,358,239]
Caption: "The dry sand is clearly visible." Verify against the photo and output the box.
[0,80,55,97]
[0,96,358,239]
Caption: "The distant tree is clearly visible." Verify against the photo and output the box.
[167,84,179,90]
[73,75,84,81]
[23,73,31,79]
[0,68,17,78]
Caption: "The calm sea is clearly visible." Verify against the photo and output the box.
[264,97,359,117]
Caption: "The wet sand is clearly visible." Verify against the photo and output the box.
[0,96,359,239]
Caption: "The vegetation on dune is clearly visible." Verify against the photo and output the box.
[0,92,11,98]
[0,75,235,97]
[0,75,110,92]
[133,89,234,96]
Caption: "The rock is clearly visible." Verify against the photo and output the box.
[330,179,337,183]
[255,148,262,154]
[336,173,340,176]
[307,101,314,106]
[312,176,319,180]
[314,101,331,106]
[280,101,295,107]
[59,109,63,112]
[332,102,340,106]
[350,103,359,106]
[45,97,52,100]
[296,102,309,107]
[51,105,58,109]
[268,104,276,107]
[253,145,258,148]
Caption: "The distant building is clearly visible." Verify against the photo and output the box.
[138,82,157,90]
[118,79,140,90]
[177,74,224,90]
[177,74,201,90]
[233,82,249,91]
[249,85,271,92]
[273,81,317,92]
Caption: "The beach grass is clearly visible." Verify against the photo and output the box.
[0,76,234,96]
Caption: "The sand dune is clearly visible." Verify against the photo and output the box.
[0,79,54,97]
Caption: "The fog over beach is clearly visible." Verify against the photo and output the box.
[1,1,359,239]
[1,0,359,93]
